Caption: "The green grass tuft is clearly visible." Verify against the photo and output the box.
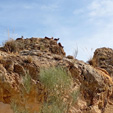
[22,70,32,94]
[39,66,79,113]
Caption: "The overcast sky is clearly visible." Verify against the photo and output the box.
[0,0,113,61]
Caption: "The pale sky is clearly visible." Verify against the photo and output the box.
[0,0,113,61]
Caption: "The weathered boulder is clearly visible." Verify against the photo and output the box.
[64,58,113,113]
[89,47,113,77]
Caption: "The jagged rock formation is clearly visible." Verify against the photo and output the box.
[88,47,113,113]
[89,47,113,77]
[0,38,113,113]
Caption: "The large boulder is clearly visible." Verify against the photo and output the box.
[89,47,113,77]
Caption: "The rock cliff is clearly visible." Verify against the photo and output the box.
[0,38,113,113]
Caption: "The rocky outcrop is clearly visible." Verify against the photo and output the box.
[64,59,113,113]
[89,47,113,77]
[88,47,113,113]
[1,37,65,56]
[0,38,113,113]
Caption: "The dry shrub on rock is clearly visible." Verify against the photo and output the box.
[39,66,79,113]
[3,38,24,53]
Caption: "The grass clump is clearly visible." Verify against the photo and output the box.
[3,38,18,52]
[22,70,32,94]
[10,101,19,113]
[11,101,29,113]
[2,38,24,53]
[39,66,79,113]
[40,67,72,90]
[71,89,80,105]
[40,102,65,113]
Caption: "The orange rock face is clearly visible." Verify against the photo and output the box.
[0,38,112,113]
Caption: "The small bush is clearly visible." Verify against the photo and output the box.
[3,38,24,53]
[40,67,72,90]
[39,66,79,113]
[3,38,18,52]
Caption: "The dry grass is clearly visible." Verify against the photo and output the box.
[73,48,78,59]
[3,38,18,53]
[2,38,24,53]
[22,70,32,94]
[10,100,30,113]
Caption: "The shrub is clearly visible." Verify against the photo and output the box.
[2,38,24,53]
[3,38,18,52]
[39,66,79,113]
[40,67,72,90]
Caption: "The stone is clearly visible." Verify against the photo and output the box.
[89,47,113,77]
[0,38,112,113]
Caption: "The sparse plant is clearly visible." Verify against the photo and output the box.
[22,70,32,94]
[40,67,72,90]
[11,100,29,113]
[3,38,18,52]
[71,89,80,105]
[39,102,64,113]
[73,47,78,59]
[2,38,24,53]
[39,66,79,113]
[11,101,19,113]
[84,48,94,63]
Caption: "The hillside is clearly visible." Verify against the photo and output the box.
[0,37,113,113]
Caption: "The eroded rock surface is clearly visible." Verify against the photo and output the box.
[89,47,113,77]
[0,38,113,113]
